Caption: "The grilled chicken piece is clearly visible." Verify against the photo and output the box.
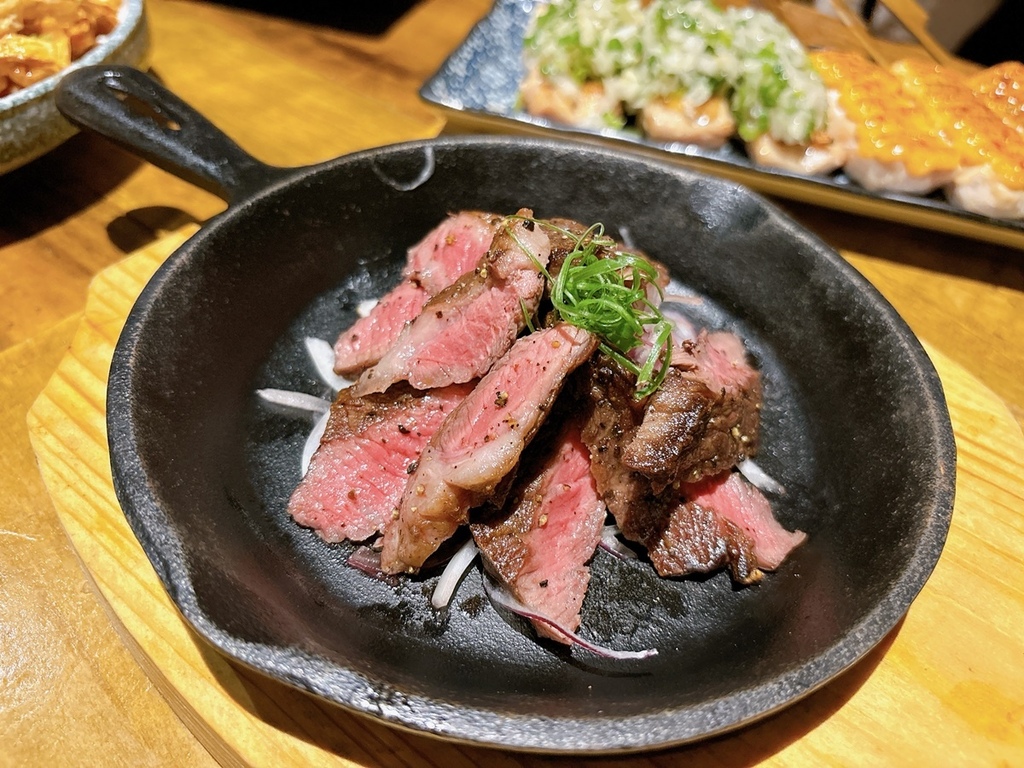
[520,66,624,131]
[892,58,1024,218]
[810,50,960,195]
[745,130,846,176]
[639,93,736,148]
[968,61,1024,138]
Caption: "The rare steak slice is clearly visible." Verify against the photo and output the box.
[623,330,762,489]
[353,210,551,396]
[646,500,762,584]
[471,418,605,643]
[682,471,806,570]
[380,324,599,574]
[333,211,502,376]
[287,382,472,543]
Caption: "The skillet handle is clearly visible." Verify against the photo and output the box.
[55,65,290,204]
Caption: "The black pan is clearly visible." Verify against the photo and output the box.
[56,65,956,753]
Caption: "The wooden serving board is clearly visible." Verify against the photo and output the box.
[27,232,1024,766]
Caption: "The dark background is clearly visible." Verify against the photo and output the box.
[214,0,1022,65]
[205,1,421,35]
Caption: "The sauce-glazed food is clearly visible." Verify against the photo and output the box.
[0,0,120,97]
[280,212,806,657]
[518,0,1024,220]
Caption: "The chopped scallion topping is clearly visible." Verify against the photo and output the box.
[506,216,672,399]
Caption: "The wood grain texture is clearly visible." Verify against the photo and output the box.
[3,0,1024,764]
[0,312,217,768]
[25,232,1024,766]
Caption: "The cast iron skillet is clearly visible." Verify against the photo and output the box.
[56,65,956,753]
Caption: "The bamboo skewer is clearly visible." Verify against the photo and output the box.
[878,0,957,67]
[829,0,891,66]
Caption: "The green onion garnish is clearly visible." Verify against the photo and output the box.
[506,217,673,399]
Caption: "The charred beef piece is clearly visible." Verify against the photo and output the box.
[471,417,605,643]
[287,382,472,543]
[333,211,501,376]
[580,352,797,583]
[646,500,762,584]
[579,354,674,546]
[380,324,599,574]
[682,471,806,570]
[623,330,761,490]
[353,209,551,396]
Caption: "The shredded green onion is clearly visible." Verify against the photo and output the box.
[506,216,672,399]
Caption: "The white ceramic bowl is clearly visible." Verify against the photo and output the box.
[0,0,149,174]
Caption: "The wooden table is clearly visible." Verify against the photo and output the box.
[2,1,1023,765]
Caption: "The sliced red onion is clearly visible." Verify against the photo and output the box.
[348,545,398,585]
[599,524,638,560]
[431,539,479,609]
[356,298,379,318]
[482,577,658,661]
[661,293,704,306]
[738,458,786,496]
[257,388,330,415]
[301,408,331,476]
[304,337,351,391]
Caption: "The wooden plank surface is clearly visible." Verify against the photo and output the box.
[2,0,1024,765]
[23,230,1024,766]
[0,310,218,768]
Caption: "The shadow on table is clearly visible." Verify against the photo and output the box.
[0,132,144,249]
[204,0,422,34]
[195,618,900,766]
[777,199,1024,291]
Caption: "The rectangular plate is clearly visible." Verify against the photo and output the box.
[420,0,1024,250]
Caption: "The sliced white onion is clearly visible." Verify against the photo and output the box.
[356,298,379,318]
[661,307,697,344]
[304,337,351,391]
[371,146,435,191]
[301,408,331,476]
[599,524,638,560]
[617,225,635,249]
[431,539,479,609]
[257,388,330,415]
[482,577,658,661]
[738,458,787,496]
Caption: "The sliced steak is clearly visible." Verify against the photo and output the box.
[472,418,605,643]
[354,210,551,396]
[682,471,806,570]
[580,351,782,585]
[380,323,599,574]
[333,211,502,375]
[623,330,761,489]
[647,500,762,584]
[579,354,673,545]
[287,383,472,543]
